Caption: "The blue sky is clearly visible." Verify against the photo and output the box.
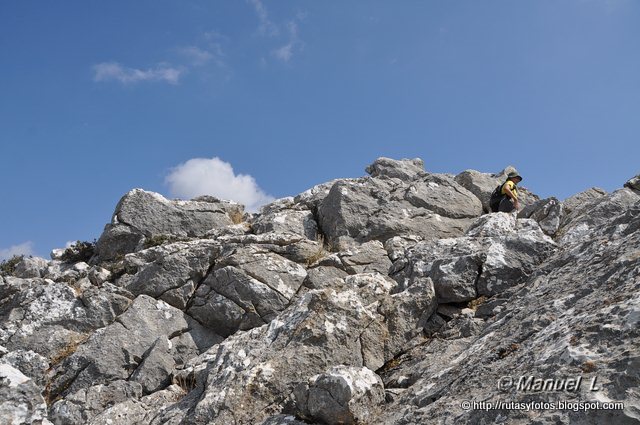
[1,0,639,259]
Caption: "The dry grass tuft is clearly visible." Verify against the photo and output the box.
[229,209,245,225]
[306,235,329,266]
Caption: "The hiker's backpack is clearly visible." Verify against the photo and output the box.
[489,183,505,212]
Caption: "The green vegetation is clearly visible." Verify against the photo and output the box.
[0,255,24,276]
[61,240,96,263]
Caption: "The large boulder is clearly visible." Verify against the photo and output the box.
[365,157,426,180]
[13,256,49,279]
[95,189,243,261]
[294,366,385,425]
[317,175,478,250]
[187,245,308,336]
[252,197,318,240]
[116,240,220,310]
[624,174,640,192]
[517,197,563,236]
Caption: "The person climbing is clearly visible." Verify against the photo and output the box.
[489,171,523,213]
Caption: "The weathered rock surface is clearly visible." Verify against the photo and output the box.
[365,157,426,180]
[187,244,307,337]
[1,160,638,425]
[377,195,640,425]
[252,197,318,240]
[95,189,243,261]
[317,165,480,249]
[625,174,640,192]
[0,363,51,424]
[117,240,220,310]
[518,197,563,236]
[294,365,385,424]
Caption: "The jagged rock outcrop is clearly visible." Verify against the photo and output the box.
[95,189,244,261]
[1,157,638,424]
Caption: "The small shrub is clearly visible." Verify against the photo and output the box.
[174,374,196,393]
[61,240,96,263]
[468,296,488,310]
[0,255,24,276]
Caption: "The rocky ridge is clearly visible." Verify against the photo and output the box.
[1,157,638,424]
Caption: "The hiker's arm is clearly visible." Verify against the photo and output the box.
[503,185,520,210]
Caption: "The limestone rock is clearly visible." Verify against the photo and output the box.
[252,197,318,240]
[187,245,307,336]
[117,240,220,310]
[0,277,130,359]
[0,364,51,425]
[317,177,475,249]
[517,197,563,236]
[95,189,242,261]
[365,157,426,180]
[50,380,143,425]
[624,174,640,192]
[47,295,217,401]
[376,201,640,425]
[454,169,502,212]
[14,256,49,279]
[3,157,639,425]
[558,188,639,245]
[294,366,385,425]
[404,174,483,219]
[561,187,606,215]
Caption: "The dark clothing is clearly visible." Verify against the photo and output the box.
[498,197,516,213]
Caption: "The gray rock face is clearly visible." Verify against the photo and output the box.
[317,176,477,250]
[0,364,51,425]
[294,366,385,425]
[517,197,563,236]
[14,256,49,279]
[393,213,556,303]
[0,277,130,359]
[1,157,638,425]
[624,174,640,191]
[561,187,606,215]
[117,240,220,310]
[365,157,426,180]
[47,295,218,406]
[252,197,318,240]
[558,188,638,245]
[95,189,243,261]
[187,244,307,337]
[377,200,640,425]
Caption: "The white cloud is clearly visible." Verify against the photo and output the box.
[0,241,34,261]
[272,20,303,63]
[249,0,279,36]
[273,44,294,62]
[178,46,214,66]
[165,157,275,212]
[93,62,183,85]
